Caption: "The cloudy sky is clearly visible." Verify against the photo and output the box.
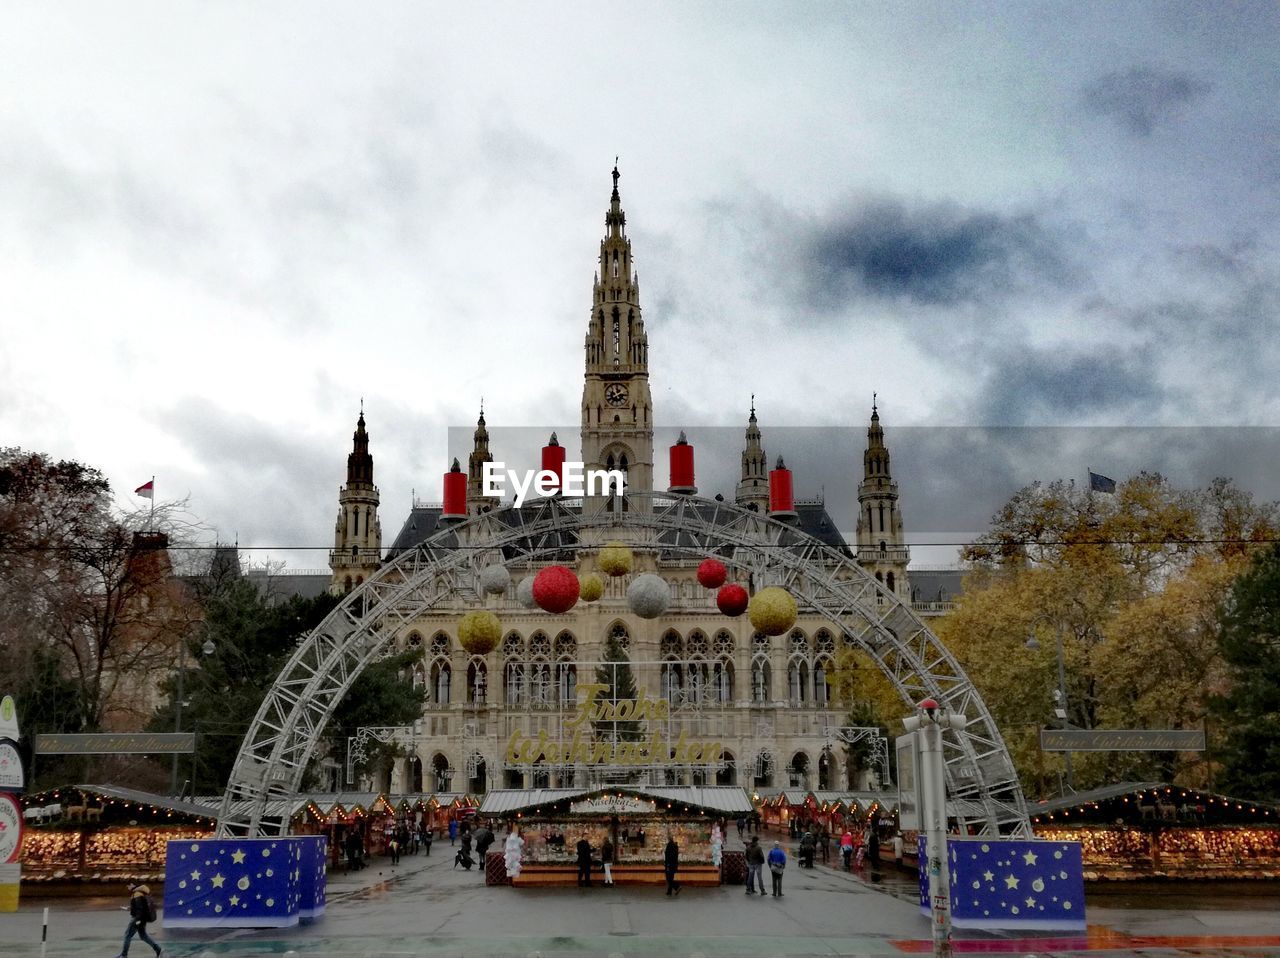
[3,2,1279,569]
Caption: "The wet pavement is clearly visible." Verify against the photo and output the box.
[2,832,1279,956]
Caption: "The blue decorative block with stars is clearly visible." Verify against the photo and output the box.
[296,835,327,919]
[163,838,303,928]
[918,836,1086,931]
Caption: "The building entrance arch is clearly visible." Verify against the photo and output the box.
[217,493,1030,837]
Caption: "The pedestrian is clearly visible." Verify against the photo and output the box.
[867,826,881,868]
[475,822,495,868]
[663,836,681,896]
[637,826,646,847]
[423,827,433,856]
[601,837,615,886]
[389,835,400,865]
[736,816,745,839]
[504,826,525,880]
[892,830,904,865]
[840,828,854,871]
[345,831,363,872]
[449,819,458,845]
[744,835,766,896]
[461,829,473,863]
[800,830,815,868]
[575,835,593,886]
[113,882,161,958]
[819,827,830,865]
[767,841,787,897]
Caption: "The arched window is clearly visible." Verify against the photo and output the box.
[467,659,487,705]
[713,659,734,703]
[432,753,451,791]
[813,656,831,707]
[751,656,771,703]
[431,632,450,657]
[661,662,683,703]
[789,751,810,788]
[754,751,774,787]
[788,657,809,705]
[557,660,577,706]
[608,621,630,652]
[713,630,735,656]
[554,631,577,659]
[687,630,708,656]
[879,540,887,555]
[716,750,736,786]
[886,571,896,593]
[814,629,834,653]
[504,660,525,705]
[431,660,451,705]
[409,755,423,793]
[530,659,551,707]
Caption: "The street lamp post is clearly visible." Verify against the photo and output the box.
[1026,619,1074,794]
[903,697,967,958]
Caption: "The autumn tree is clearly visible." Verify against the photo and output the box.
[942,472,1275,798]
[1210,543,1280,800]
[826,646,912,787]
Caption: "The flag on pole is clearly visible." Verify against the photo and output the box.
[134,480,154,499]
[1088,471,1116,494]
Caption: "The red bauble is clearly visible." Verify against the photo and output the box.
[716,583,749,617]
[532,565,580,614]
[696,558,728,589]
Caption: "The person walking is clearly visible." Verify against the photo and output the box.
[767,841,787,897]
[113,882,161,958]
[866,825,881,868]
[819,827,830,865]
[736,816,745,839]
[388,834,400,865]
[576,836,593,887]
[449,819,458,845]
[601,837,615,886]
[475,822,495,871]
[839,828,854,871]
[423,827,433,856]
[663,837,681,896]
[744,835,766,896]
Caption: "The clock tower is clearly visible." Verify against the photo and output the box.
[581,164,654,501]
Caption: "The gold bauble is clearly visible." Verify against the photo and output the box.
[748,587,798,636]
[598,541,633,577]
[458,610,502,655]
[579,572,605,602]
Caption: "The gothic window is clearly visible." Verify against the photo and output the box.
[612,250,619,277]
[754,751,774,787]
[687,661,708,705]
[867,505,873,531]
[467,659,488,704]
[687,630,708,656]
[661,662,683,703]
[608,622,630,652]
[529,631,551,658]
[879,502,885,530]
[502,632,524,658]
[554,631,577,659]
[530,659,551,706]
[789,752,809,788]
[814,629,834,653]
[504,660,525,705]
[717,750,737,786]
[556,661,577,705]
[713,630,735,656]
[751,656,771,703]
[789,629,809,653]
[343,575,352,593]
[432,753,451,792]
[752,631,770,652]
[431,660,451,705]
[713,659,734,702]
[411,664,424,691]
[876,571,883,582]
[880,540,887,555]
[886,571,896,593]
[660,630,683,657]
[430,632,450,657]
[351,544,358,557]
[788,657,809,705]
[813,656,831,707]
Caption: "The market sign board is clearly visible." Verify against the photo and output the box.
[895,732,921,832]
[34,733,196,755]
[1040,729,1205,752]
[569,795,656,815]
[0,742,22,790]
[504,684,723,768]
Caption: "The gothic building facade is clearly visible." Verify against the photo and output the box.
[326,169,948,796]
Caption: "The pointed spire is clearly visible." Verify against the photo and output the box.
[677,430,688,445]
[548,431,560,447]
[775,455,786,470]
[612,158,620,201]
[450,457,462,472]
[347,406,373,485]
[749,393,757,422]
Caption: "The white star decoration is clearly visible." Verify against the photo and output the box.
[1025,896,1036,908]
[231,849,246,864]
[210,874,224,888]
[982,870,994,882]
[1022,850,1038,865]
[190,869,201,880]
[1004,874,1019,890]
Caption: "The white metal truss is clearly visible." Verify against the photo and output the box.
[216,492,1032,837]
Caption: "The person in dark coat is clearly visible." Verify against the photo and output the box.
[114,882,161,957]
[601,837,615,885]
[576,836,593,887]
[744,835,766,895]
[663,837,681,896]
[475,823,495,867]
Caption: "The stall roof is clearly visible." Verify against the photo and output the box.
[479,785,754,816]
[21,784,218,821]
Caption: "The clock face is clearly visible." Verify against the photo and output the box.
[605,383,629,407]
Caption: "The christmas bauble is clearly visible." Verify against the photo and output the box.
[532,565,580,614]
[748,586,797,636]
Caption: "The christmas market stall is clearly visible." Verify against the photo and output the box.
[479,785,752,887]
[1030,782,1280,880]
[19,785,217,891]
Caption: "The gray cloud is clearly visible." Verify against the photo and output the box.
[976,345,1164,426]
[792,198,1072,310]
[1083,66,1211,136]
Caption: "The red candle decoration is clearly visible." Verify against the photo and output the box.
[769,455,796,517]
[532,565,580,613]
[540,432,566,494]
[669,430,696,494]
[697,558,727,589]
[716,583,749,617]
[442,458,467,518]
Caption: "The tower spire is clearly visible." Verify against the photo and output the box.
[468,402,498,515]
[856,399,908,598]
[330,407,381,593]
[735,401,768,512]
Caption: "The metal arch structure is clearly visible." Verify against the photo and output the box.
[216,492,1032,837]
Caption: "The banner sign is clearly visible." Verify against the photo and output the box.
[35,732,196,755]
[896,733,921,832]
[0,697,17,742]
[569,795,656,815]
[0,743,22,790]
[1040,729,1205,752]
[0,794,21,863]
[504,684,723,768]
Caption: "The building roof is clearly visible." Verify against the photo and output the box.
[908,569,966,603]
[21,784,219,822]
[478,785,754,816]
[387,504,446,558]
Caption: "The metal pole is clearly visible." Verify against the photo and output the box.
[40,906,48,958]
[1055,625,1074,792]
[916,704,954,958]
[170,638,185,796]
